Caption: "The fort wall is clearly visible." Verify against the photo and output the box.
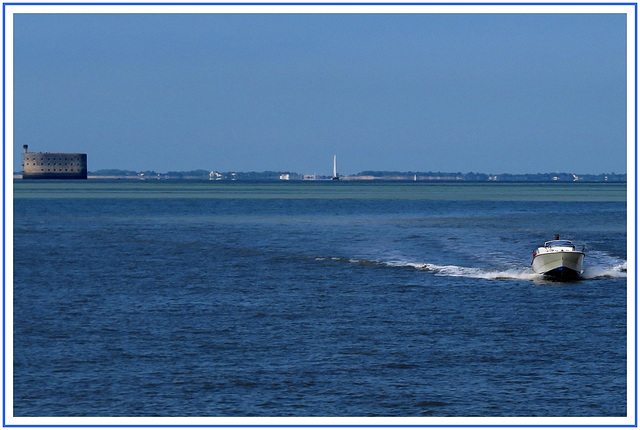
[22,145,87,179]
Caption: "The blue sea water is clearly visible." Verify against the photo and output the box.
[11,181,628,418]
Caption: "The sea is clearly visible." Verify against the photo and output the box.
[11,180,629,419]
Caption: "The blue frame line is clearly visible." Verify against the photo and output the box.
[2,2,6,428]
[2,424,640,429]
[635,2,639,428]
[0,2,639,5]
[2,2,638,428]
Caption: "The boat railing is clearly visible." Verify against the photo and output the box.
[544,242,586,252]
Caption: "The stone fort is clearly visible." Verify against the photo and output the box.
[22,145,87,179]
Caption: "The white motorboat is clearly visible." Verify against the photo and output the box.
[532,236,585,279]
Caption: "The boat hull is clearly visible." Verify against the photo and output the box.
[532,251,584,279]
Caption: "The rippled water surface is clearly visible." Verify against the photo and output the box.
[12,181,628,418]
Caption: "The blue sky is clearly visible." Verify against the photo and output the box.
[12,10,627,175]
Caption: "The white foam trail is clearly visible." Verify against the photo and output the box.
[581,251,628,279]
[403,260,627,280]
[387,260,542,280]
[582,261,627,279]
[319,256,627,281]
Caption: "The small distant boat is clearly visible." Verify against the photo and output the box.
[532,235,585,279]
[332,155,340,181]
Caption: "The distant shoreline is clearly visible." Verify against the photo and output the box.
[13,170,627,183]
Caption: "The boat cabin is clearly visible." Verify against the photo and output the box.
[541,240,585,253]
[545,240,574,248]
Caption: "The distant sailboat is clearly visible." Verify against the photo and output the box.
[332,155,340,181]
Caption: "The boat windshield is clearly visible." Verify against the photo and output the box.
[547,240,573,247]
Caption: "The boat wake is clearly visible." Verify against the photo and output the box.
[383,260,543,281]
[583,261,627,279]
[312,256,627,281]
[581,250,628,279]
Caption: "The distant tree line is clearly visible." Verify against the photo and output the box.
[88,169,299,180]
[356,171,626,182]
[87,169,626,182]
